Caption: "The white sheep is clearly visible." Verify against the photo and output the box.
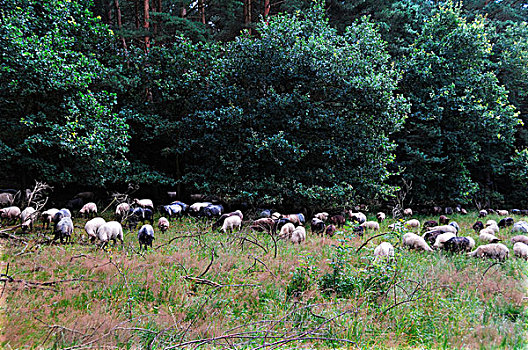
[222,215,242,233]
[314,212,329,221]
[403,208,413,216]
[513,242,528,260]
[404,219,420,230]
[376,212,386,223]
[361,221,380,231]
[41,208,59,229]
[433,232,456,249]
[0,206,21,224]
[115,202,130,221]
[497,210,509,216]
[290,226,306,244]
[79,202,97,218]
[189,202,212,215]
[485,220,500,234]
[479,229,501,243]
[97,221,124,248]
[54,217,73,243]
[479,209,488,218]
[133,198,154,209]
[20,207,36,232]
[468,243,509,261]
[511,235,528,245]
[427,225,457,234]
[279,223,296,240]
[373,242,395,263]
[158,217,170,234]
[85,217,106,242]
[348,211,367,224]
[403,232,433,251]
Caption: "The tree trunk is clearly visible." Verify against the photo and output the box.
[244,0,252,34]
[135,0,140,29]
[198,0,205,24]
[263,0,270,17]
[114,0,127,52]
[143,0,150,51]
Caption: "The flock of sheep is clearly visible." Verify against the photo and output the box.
[1,194,528,262]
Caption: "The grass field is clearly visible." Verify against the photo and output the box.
[0,211,527,349]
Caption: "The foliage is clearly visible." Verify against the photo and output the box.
[0,0,130,186]
[178,4,408,207]
[393,3,522,205]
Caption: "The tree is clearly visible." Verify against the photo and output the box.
[0,0,130,187]
[177,3,408,207]
[393,3,522,205]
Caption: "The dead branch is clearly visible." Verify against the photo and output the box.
[154,233,204,250]
[355,232,394,254]
[197,248,215,278]
[247,254,277,278]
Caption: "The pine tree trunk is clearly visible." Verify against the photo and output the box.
[114,0,127,51]
[263,0,270,17]
[244,0,252,34]
[198,0,205,24]
[144,0,150,51]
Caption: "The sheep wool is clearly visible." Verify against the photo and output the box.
[511,235,528,245]
[513,242,528,260]
[433,232,456,249]
[479,229,501,243]
[404,219,420,230]
[85,217,106,242]
[290,227,306,244]
[403,232,433,251]
[279,223,296,240]
[221,215,242,233]
[468,243,509,261]
[373,242,394,263]
[362,221,380,231]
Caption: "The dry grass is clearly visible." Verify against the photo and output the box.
[0,213,526,349]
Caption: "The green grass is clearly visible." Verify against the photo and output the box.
[0,211,527,349]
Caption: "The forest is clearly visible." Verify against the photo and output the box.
[1,0,528,209]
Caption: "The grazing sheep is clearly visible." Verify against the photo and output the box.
[422,220,438,231]
[138,224,155,250]
[158,217,170,234]
[284,213,305,226]
[203,204,224,218]
[188,202,212,216]
[134,198,154,210]
[403,232,433,251]
[427,225,457,234]
[348,212,366,224]
[79,202,97,219]
[250,218,275,233]
[0,206,21,224]
[376,212,386,223]
[115,203,130,221]
[170,201,189,213]
[403,208,413,217]
[274,217,292,234]
[85,217,106,242]
[511,235,528,245]
[311,218,326,235]
[498,217,514,228]
[259,209,272,218]
[221,215,242,233]
[439,215,450,225]
[279,223,296,240]
[97,221,124,248]
[54,217,73,244]
[315,212,329,221]
[433,206,442,214]
[479,229,501,243]
[128,207,154,229]
[20,207,36,232]
[443,236,475,253]
[497,210,509,216]
[290,226,306,244]
[362,221,380,231]
[373,242,395,263]
[448,221,460,233]
[404,219,420,230]
[65,198,84,210]
[325,224,336,237]
[160,203,183,220]
[41,208,59,230]
[271,212,281,220]
[485,221,499,234]
[513,242,528,260]
[511,221,528,233]
[511,209,521,215]
[468,243,509,261]
[0,193,14,207]
[53,208,72,224]
[423,230,445,246]
[478,210,488,218]
[445,207,453,215]
[433,232,456,249]
[472,221,484,233]
[329,215,346,228]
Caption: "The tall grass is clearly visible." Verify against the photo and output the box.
[0,212,526,348]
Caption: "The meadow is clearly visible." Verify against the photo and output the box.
[0,211,527,349]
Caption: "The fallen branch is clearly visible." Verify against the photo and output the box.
[356,232,394,254]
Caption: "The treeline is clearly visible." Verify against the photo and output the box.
[0,0,527,209]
